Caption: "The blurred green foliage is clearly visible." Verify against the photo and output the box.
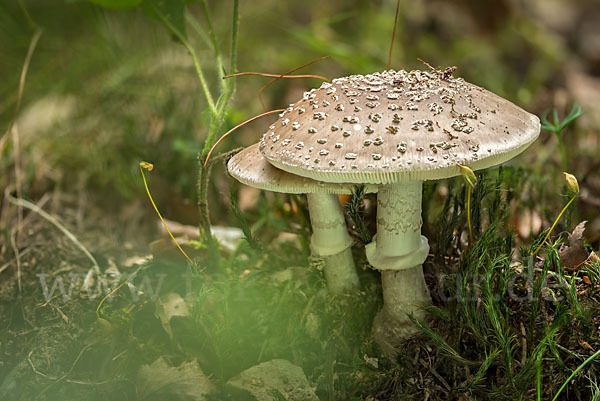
[0,0,573,213]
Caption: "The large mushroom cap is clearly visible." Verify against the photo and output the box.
[227,143,377,194]
[259,69,540,184]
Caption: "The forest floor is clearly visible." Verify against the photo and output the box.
[1,0,600,400]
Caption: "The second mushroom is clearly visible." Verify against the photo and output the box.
[228,143,376,294]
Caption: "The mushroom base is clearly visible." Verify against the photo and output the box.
[373,266,431,357]
[321,245,360,294]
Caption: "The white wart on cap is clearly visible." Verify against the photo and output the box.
[259,69,541,184]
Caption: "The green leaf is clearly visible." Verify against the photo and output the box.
[86,0,141,9]
[142,0,187,40]
[552,108,559,126]
[540,122,556,132]
[540,109,557,133]
[557,103,584,132]
[540,103,584,135]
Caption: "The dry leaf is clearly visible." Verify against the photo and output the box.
[137,357,214,401]
[156,292,190,339]
[559,221,590,271]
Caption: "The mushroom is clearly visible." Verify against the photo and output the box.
[258,69,540,355]
[228,143,377,294]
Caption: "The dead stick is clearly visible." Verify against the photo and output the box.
[5,191,100,275]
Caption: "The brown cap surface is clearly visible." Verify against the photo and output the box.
[259,69,540,184]
[227,143,377,194]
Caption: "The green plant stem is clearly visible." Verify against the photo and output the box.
[185,13,215,62]
[552,348,600,401]
[229,0,239,74]
[198,158,213,241]
[466,184,473,245]
[556,132,567,171]
[199,0,223,70]
[186,42,217,116]
[200,0,239,159]
[17,0,38,30]
[531,194,576,257]
[152,6,217,117]
[196,1,229,96]
[536,356,542,401]
[197,0,239,241]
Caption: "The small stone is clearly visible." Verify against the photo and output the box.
[226,360,319,401]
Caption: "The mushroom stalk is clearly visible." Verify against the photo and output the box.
[365,181,431,356]
[306,193,359,294]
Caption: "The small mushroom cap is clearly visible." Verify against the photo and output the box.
[227,143,377,194]
[259,69,540,184]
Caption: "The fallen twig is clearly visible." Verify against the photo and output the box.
[4,190,101,276]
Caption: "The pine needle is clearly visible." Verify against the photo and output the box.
[203,109,284,166]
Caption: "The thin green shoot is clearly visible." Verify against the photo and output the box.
[552,348,600,401]
[466,186,473,244]
[149,5,217,117]
[199,0,223,74]
[458,164,477,245]
[537,355,542,401]
[531,172,579,258]
[199,0,240,159]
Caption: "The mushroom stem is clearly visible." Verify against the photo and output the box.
[366,181,431,356]
[306,193,359,294]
